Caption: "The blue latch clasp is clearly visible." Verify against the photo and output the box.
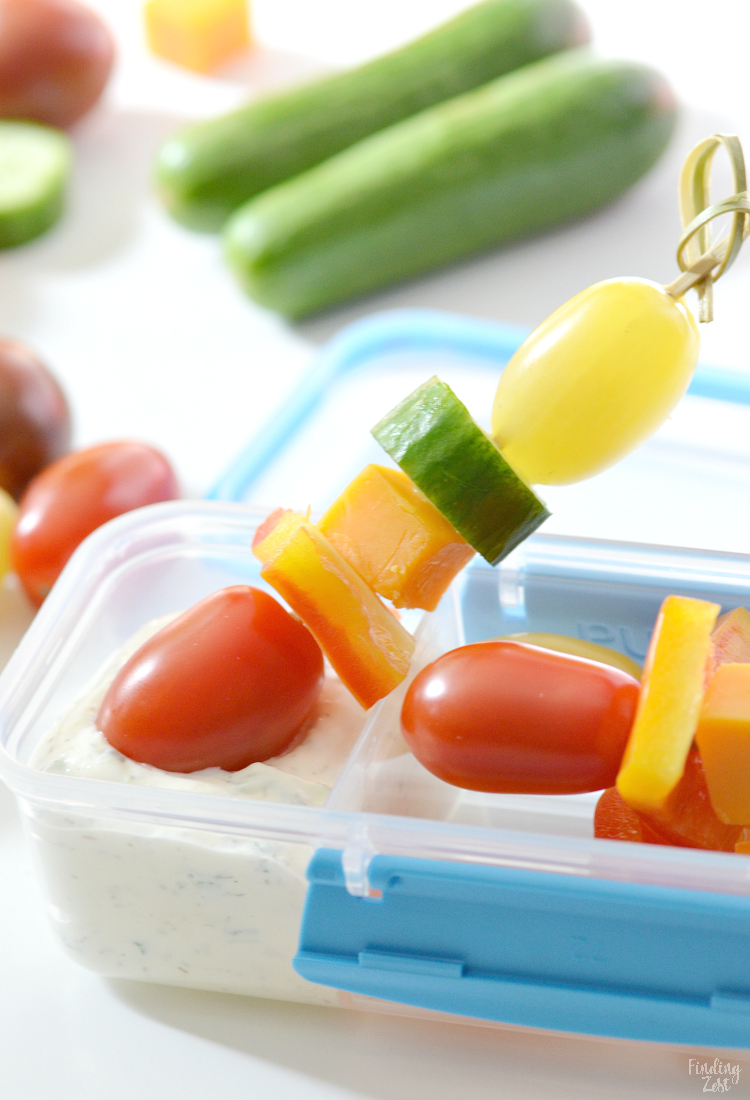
[294,848,750,1046]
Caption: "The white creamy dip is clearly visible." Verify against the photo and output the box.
[28,614,368,1005]
[31,613,366,806]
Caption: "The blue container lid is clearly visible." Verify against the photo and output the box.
[295,848,750,1047]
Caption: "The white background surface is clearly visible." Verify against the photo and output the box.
[3,1,750,1096]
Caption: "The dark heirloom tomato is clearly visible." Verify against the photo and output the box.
[401,640,640,794]
[0,337,71,500]
[11,440,179,606]
[97,586,324,773]
[0,0,115,128]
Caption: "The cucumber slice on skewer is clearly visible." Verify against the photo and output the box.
[372,376,550,566]
[0,122,72,249]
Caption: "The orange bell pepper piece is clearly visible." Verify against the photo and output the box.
[318,465,474,611]
[616,594,719,813]
[260,522,415,710]
[144,0,250,74]
[695,662,750,825]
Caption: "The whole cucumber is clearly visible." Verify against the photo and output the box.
[156,0,589,231]
[223,51,677,319]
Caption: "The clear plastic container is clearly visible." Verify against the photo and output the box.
[0,502,347,1006]
[5,310,750,1044]
[4,500,750,1046]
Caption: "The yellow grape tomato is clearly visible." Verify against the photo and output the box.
[491,278,699,485]
[499,632,641,680]
[0,487,17,580]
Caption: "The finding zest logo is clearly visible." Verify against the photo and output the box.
[688,1059,742,1092]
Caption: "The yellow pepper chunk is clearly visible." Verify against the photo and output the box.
[252,508,307,564]
[695,663,750,825]
[261,522,415,710]
[318,465,475,612]
[144,0,250,74]
[491,278,699,485]
[616,595,719,812]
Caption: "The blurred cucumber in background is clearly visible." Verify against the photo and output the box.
[155,0,590,231]
[154,0,677,318]
[224,51,677,318]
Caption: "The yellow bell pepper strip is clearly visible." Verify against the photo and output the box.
[616,595,720,813]
[252,507,307,564]
[260,522,415,710]
[317,464,475,612]
[144,0,250,74]
[491,278,699,486]
[695,663,750,825]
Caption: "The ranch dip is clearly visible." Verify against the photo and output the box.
[31,613,366,805]
[28,615,367,1005]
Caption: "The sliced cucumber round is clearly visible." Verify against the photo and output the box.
[0,122,72,249]
[372,376,549,565]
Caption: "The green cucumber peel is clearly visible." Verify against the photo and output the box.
[156,0,589,232]
[0,122,72,249]
[224,50,677,317]
[372,376,550,565]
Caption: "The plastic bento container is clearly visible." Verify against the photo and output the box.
[4,309,750,1047]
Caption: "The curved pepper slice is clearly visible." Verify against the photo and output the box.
[260,521,415,710]
[616,595,719,813]
[252,507,307,563]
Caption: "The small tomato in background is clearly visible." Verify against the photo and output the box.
[401,640,640,794]
[0,0,115,128]
[0,337,72,500]
[11,440,180,606]
[98,586,325,773]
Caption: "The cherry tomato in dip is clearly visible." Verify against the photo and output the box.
[0,337,71,500]
[98,586,325,773]
[11,440,179,606]
[401,640,640,794]
[0,0,115,128]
